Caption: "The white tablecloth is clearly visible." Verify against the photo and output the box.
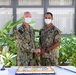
[2,66,76,75]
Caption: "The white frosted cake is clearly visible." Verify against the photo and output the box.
[16,66,55,75]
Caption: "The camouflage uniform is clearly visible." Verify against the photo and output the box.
[16,24,35,66]
[39,24,61,66]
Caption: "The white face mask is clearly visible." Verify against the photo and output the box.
[44,19,52,24]
[25,18,32,23]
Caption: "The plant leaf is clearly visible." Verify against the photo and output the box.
[11,55,17,59]
[29,20,36,26]
[0,55,5,58]
[1,17,13,33]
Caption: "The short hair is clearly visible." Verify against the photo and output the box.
[24,11,31,15]
[44,12,53,18]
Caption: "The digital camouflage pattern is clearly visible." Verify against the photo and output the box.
[39,24,61,66]
[16,24,35,66]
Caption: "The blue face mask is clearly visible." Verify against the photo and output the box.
[25,18,32,24]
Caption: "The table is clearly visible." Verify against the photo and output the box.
[4,66,76,75]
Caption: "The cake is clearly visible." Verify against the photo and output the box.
[16,66,55,75]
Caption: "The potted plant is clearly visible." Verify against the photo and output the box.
[59,34,76,66]
[0,50,17,67]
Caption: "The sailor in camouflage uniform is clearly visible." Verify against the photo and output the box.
[16,12,35,66]
[35,12,61,66]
